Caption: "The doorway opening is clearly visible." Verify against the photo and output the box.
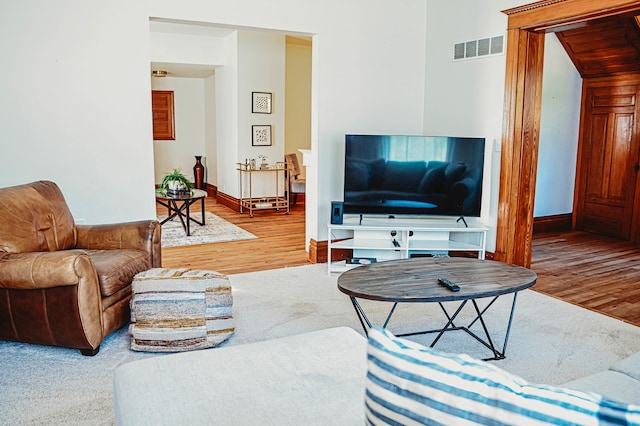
[496,0,640,268]
[149,20,313,257]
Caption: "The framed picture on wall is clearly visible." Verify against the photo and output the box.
[252,125,272,146]
[252,92,272,114]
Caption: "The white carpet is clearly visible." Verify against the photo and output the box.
[159,211,256,248]
[1,264,640,425]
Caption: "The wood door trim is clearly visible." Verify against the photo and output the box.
[503,0,640,32]
[497,0,640,268]
[495,27,545,267]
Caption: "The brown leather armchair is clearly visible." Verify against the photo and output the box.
[0,181,161,355]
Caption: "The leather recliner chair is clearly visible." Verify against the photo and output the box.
[0,181,161,355]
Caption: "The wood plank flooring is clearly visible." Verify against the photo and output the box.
[158,197,310,275]
[531,230,640,327]
[158,199,640,328]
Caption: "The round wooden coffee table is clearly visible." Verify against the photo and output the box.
[337,257,537,360]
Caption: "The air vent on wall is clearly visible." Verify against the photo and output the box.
[453,34,504,61]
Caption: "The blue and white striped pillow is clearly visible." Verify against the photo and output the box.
[366,327,640,425]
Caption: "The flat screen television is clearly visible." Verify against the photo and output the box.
[343,134,485,217]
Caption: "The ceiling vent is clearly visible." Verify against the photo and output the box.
[453,35,504,61]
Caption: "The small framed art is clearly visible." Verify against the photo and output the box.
[252,92,272,114]
[252,125,272,146]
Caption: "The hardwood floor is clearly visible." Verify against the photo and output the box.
[158,197,310,275]
[531,230,640,328]
[159,199,640,328]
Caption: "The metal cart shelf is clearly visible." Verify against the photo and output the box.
[237,162,289,217]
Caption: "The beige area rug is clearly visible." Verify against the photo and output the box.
[1,264,640,425]
[159,211,257,248]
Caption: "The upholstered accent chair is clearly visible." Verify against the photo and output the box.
[285,153,305,205]
[0,181,161,356]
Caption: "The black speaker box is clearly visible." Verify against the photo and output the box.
[330,201,343,224]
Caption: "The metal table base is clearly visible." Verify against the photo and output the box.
[349,292,520,361]
[156,197,205,236]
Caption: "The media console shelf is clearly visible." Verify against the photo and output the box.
[327,218,488,274]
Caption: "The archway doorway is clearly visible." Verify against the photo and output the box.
[495,0,640,268]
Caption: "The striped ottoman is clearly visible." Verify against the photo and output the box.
[129,268,235,352]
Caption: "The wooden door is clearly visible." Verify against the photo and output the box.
[575,83,640,239]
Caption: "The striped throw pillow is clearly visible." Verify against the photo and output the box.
[366,327,640,425]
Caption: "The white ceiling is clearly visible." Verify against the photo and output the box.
[150,63,219,79]
[149,19,235,79]
[150,19,236,37]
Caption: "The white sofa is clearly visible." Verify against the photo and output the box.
[113,327,640,425]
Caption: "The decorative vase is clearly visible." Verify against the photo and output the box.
[193,156,205,189]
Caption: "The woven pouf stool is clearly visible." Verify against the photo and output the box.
[129,268,235,352]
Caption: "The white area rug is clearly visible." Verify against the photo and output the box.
[1,264,640,425]
[159,211,256,248]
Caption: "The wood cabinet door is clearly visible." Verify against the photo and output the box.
[575,84,640,239]
[152,90,175,140]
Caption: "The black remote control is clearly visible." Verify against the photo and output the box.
[438,278,460,292]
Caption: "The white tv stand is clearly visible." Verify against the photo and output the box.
[327,217,487,274]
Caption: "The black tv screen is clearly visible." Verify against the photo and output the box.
[343,134,485,217]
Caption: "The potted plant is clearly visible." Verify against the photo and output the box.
[159,168,194,195]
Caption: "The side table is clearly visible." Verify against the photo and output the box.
[155,189,207,236]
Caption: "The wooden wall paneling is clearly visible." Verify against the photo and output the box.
[215,191,240,212]
[308,239,321,263]
[532,213,573,233]
[204,183,217,198]
[308,238,352,264]
[555,16,640,78]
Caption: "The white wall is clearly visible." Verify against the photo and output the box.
[535,34,582,217]
[424,0,582,251]
[0,0,356,229]
[150,28,226,66]
[149,23,223,188]
[9,1,574,252]
[151,77,206,184]
[204,74,217,186]
[424,0,523,252]
[308,2,427,242]
[150,29,288,196]
[133,0,433,244]
[236,31,286,199]
[0,1,156,224]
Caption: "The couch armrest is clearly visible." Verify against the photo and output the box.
[76,220,162,267]
[0,250,97,290]
[0,250,104,349]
